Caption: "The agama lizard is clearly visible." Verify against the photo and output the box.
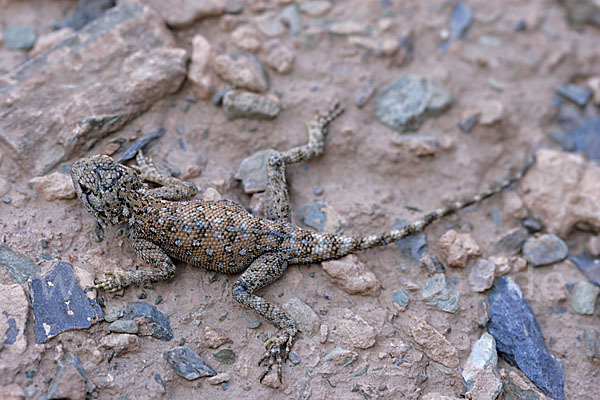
[71,104,530,382]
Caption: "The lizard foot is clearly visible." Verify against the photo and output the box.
[93,271,127,292]
[258,327,297,382]
[131,150,161,181]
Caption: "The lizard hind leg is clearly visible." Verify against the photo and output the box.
[231,253,296,382]
[133,150,198,200]
[265,103,344,223]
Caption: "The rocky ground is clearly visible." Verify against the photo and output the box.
[0,0,599,399]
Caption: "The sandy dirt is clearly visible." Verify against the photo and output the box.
[0,0,599,399]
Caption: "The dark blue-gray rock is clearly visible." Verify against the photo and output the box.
[222,90,280,120]
[422,273,459,313]
[392,288,409,308]
[550,117,600,163]
[458,114,479,133]
[571,281,600,314]
[108,319,138,334]
[54,0,116,31]
[355,80,375,107]
[374,75,452,132]
[569,253,600,286]
[124,301,172,341]
[393,218,428,263]
[583,326,600,360]
[556,84,592,106]
[297,201,327,232]
[450,2,474,39]
[522,217,542,233]
[495,227,529,255]
[30,262,101,344]
[211,86,232,105]
[163,346,217,380]
[3,25,37,51]
[213,348,237,365]
[48,353,88,400]
[0,244,40,283]
[234,149,277,193]
[522,234,568,266]
[487,276,565,400]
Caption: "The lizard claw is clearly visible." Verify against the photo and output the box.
[258,327,297,383]
[93,271,126,292]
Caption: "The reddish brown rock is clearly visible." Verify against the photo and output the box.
[322,254,381,296]
[188,35,214,99]
[438,229,482,268]
[136,0,225,28]
[29,172,76,201]
[409,317,459,368]
[213,54,268,92]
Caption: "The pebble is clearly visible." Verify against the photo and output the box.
[262,39,294,74]
[235,149,277,193]
[586,235,600,257]
[522,234,568,266]
[392,288,410,309]
[29,172,77,201]
[213,53,269,93]
[279,4,302,36]
[0,244,40,284]
[556,83,592,107]
[203,326,232,348]
[47,354,87,400]
[462,332,502,400]
[374,75,452,132]
[450,2,474,40]
[0,283,29,354]
[298,1,332,16]
[522,217,542,233]
[468,259,496,292]
[321,254,381,296]
[571,281,600,315]
[135,0,225,29]
[477,100,504,125]
[422,273,459,313]
[99,334,140,356]
[355,80,375,107]
[569,253,600,286]
[327,20,367,35]
[30,262,100,344]
[409,316,459,368]
[587,76,600,105]
[458,115,478,133]
[3,25,37,51]
[124,301,173,341]
[347,36,399,57]
[288,351,301,365]
[108,319,139,334]
[437,229,482,268]
[336,311,376,349]
[323,347,357,366]
[296,201,328,232]
[282,297,320,336]
[213,348,237,365]
[550,116,600,162]
[163,346,217,380]
[222,90,280,120]
[247,320,261,329]
[487,276,565,400]
[488,255,510,276]
[207,372,231,385]
[583,326,600,360]
[231,25,261,52]
[188,35,214,99]
[391,134,438,157]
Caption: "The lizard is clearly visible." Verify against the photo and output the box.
[71,103,531,382]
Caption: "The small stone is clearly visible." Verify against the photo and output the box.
[570,253,600,286]
[586,235,600,257]
[324,347,357,366]
[409,316,459,368]
[355,80,375,107]
[29,172,77,201]
[296,201,327,232]
[298,0,332,16]
[347,36,398,56]
[203,326,232,348]
[336,311,376,349]
[164,346,217,380]
[108,319,139,334]
[136,0,225,28]
[391,134,438,157]
[322,254,381,296]
[522,234,568,266]
[468,259,496,292]
[422,273,459,313]
[202,187,222,201]
[53,0,116,30]
[462,332,502,400]
[213,54,268,93]
[222,90,280,120]
[247,320,261,329]
[235,149,278,193]
[124,301,172,341]
[556,83,592,107]
[99,334,140,356]
[213,348,237,365]
[450,2,474,40]
[282,298,319,336]
[3,25,37,51]
[438,229,482,268]
[188,35,214,99]
[392,288,410,309]
[320,324,328,343]
[0,244,40,283]
[587,76,600,105]
[583,326,600,360]
[207,372,231,385]
[375,75,452,133]
[477,100,504,125]
[262,39,294,74]
[288,351,301,365]
[458,115,478,133]
[328,20,367,35]
[571,281,600,315]
[495,227,529,255]
[231,26,261,52]
[488,255,510,276]
[0,284,29,355]
[47,354,87,400]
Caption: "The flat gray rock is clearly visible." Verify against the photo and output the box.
[163,346,217,380]
[0,244,40,283]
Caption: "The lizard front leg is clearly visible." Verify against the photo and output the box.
[231,253,295,382]
[133,150,198,200]
[94,230,176,291]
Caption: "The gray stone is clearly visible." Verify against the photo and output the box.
[561,0,600,28]
[0,3,188,175]
[282,297,319,336]
[583,326,600,360]
[569,253,600,287]
[550,116,600,163]
[54,0,116,31]
[422,273,459,313]
[48,354,87,400]
[323,347,357,366]
[450,2,474,40]
[393,218,428,263]
[468,259,496,292]
[235,149,277,193]
[374,76,452,132]
[392,288,410,308]
[0,244,40,283]
[163,346,217,380]
[124,301,172,341]
[571,281,600,315]
[222,90,280,120]
[212,348,237,365]
[522,234,568,266]
[495,227,529,255]
[462,332,502,399]
[556,83,592,107]
[108,319,138,334]
[355,80,375,107]
[280,4,302,36]
[296,201,328,232]
[3,25,37,51]
[30,262,101,343]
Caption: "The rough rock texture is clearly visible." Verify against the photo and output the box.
[336,311,377,349]
[213,54,268,92]
[321,254,381,296]
[519,149,600,235]
[136,0,225,28]
[0,284,28,354]
[188,35,214,99]
[409,316,459,368]
[438,229,482,268]
[0,3,187,175]
[29,172,76,201]
[222,90,280,120]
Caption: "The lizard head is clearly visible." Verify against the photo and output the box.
[71,155,142,227]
